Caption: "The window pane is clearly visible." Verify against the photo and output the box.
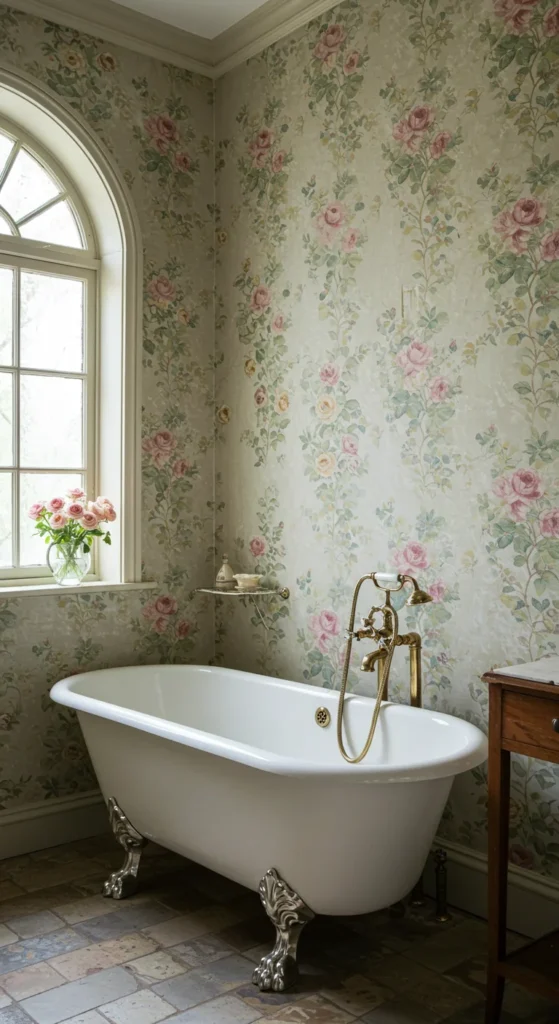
[20,471,83,566]
[0,472,12,567]
[20,199,83,249]
[0,267,13,364]
[0,372,13,465]
[20,272,84,372]
[20,375,83,469]
[0,148,59,223]
[0,133,14,179]
[0,213,13,235]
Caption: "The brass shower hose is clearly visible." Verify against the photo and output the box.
[336,574,399,764]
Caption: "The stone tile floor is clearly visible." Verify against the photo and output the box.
[0,836,555,1024]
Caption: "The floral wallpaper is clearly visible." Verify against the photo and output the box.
[0,6,215,806]
[1,0,559,883]
[215,0,559,877]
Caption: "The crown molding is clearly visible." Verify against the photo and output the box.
[5,0,340,77]
[213,0,338,75]
[5,0,215,76]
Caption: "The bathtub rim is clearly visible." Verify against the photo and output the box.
[50,664,488,784]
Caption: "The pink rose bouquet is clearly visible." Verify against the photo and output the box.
[29,490,116,582]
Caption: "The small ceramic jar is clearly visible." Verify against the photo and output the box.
[216,555,236,589]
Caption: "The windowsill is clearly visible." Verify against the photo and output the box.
[0,580,158,597]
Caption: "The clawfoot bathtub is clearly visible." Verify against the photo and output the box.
[51,665,487,991]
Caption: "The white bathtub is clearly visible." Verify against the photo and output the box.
[51,664,486,917]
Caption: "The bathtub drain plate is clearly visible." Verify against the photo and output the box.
[315,707,331,728]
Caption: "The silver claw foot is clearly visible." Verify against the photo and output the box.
[103,797,146,900]
[252,868,314,993]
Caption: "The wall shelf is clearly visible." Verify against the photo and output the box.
[196,586,289,599]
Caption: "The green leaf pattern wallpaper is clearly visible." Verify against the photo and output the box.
[214,0,559,877]
[1,0,559,882]
[0,6,215,805]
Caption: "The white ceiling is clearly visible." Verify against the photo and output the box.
[110,0,271,38]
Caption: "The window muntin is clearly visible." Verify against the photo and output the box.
[0,120,97,581]
[0,126,85,249]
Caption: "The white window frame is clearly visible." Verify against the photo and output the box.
[0,66,147,594]
[0,119,99,584]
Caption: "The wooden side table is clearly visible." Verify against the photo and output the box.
[484,670,559,1023]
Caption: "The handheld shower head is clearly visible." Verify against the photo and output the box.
[405,578,433,606]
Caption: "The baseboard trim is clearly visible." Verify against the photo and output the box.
[425,839,559,938]
[0,791,109,859]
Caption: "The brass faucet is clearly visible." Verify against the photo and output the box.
[350,576,431,709]
[337,572,432,763]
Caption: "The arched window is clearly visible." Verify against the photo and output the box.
[0,69,143,591]
[0,119,98,578]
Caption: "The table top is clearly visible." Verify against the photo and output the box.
[483,671,559,701]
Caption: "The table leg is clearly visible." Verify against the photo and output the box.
[486,685,510,1024]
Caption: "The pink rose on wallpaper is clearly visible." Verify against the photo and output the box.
[272,313,285,333]
[172,459,191,478]
[342,228,360,253]
[540,508,559,537]
[272,151,286,173]
[144,115,178,143]
[320,362,340,386]
[148,275,176,306]
[254,385,267,407]
[408,105,435,133]
[509,844,534,870]
[544,5,559,34]
[142,430,177,466]
[174,152,191,173]
[343,51,361,75]
[493,476,513,500]
[430,131,452,159]
[316,202,347,245]
[428,581,447,603]
[177,620,191,639]
[249,536,267,558]
[494,0,537,33]
[155,595,178,616]
[313,24,346,61]
[394,541,429,575]
[540,229,559,261]
[511,468,543,501]
[509,499,527,522]
[392,118,418,151]
[429,376,450,402]
[493,210,530,255]
[394,106,436,151]
[512,197,546,227]
[397,340,433,376]
[341,434,359,456]
[250,285,272,312]
[152,616,168,634]
[248,128,274,167]
[310,610,340,653]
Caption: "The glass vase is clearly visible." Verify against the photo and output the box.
[47,542,91,586]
